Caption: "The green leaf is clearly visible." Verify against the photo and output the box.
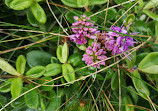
[76,44,87,51]
[132,69,150,98]
[57,45,63,63]
[37,77,54,91]
[11,78,23,99]
[27,8,39,27]
[77,0,89,7]
[51,57,58,63]
[125,52,136,69]
[61,0,78,8]
[61,0,107,8]
[0,95,7,107]
[127,86,138,104]
[136,52,149,65]
[27,50,52,67]
[65,10,82,23]
[135,20,147,32]
[62,63,75,83]
[0,79,12,93]
[68,53,82,67]
[0,58,20,76]
[10,0,33,10]
[138,0,144,8]
[143,0,158,9]
[155,21,158,37]
[62,42,69,63]
[147,21,155,36]
[111,72,118,90]
[44,63,62,77]
[155,22,158,43]
[75,64,93,76]
[39,95,46,111]
[123,95,134,111]
[125,14,135,25]
[24,84,39,109]
[26,66,45,78]
[138,52,158,74]
[143,10,158,21]
[5,0,13,7]
[11,97,25,108]
[31,2,47,24]
[98,8,117,23]
[105,68,114,80]
[11,105,38,111]
[89,0,107,5]
[35,0,44,2]
[16,55,26,75]
[57,42,69,63]
[114,0,132,7]
[46,95,61,111]
[140,14,146,21]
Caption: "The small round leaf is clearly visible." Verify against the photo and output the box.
[44,63,62,77]
[24,84,39,109]
[10,0,33,10]
[16,55,26,75]
[27,50,52,67]
[11,78,23,99]
[26,66,45,78]
[31,2,47,24]
[62,63,75,83]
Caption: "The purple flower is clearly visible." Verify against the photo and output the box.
[82,42,107,69]
[102,25,136,60]
[69,15,100,44]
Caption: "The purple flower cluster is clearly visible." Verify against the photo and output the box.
[69,15,136,69]
[82,42,107,69]
[69,15,99,44]
[103,25,136,60]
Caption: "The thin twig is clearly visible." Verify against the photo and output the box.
[89,0,136,17]
[0,29,68,37]
[117,63,121,111]
[0,35,54,55]
[145,73,157,89]
[104,0,110,26]
[46,0,69,36]
[142,88,157,111]
[87,84,99,111]
[102,90,115,111]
